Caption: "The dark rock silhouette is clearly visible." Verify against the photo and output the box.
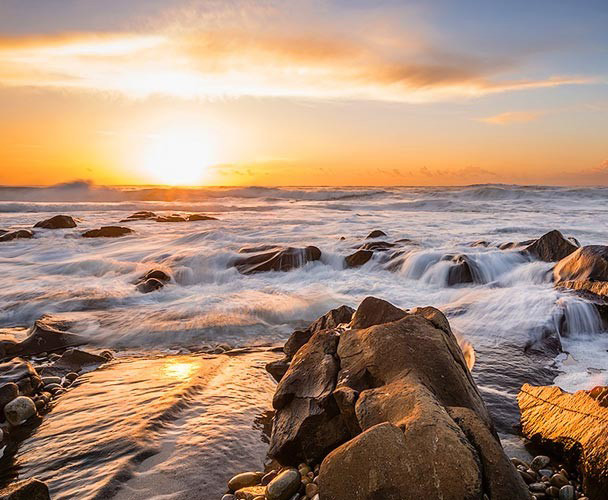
[34,215,76,229]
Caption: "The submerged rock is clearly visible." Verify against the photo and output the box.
[121,211,157,221]
[518,384,608,499]
[233,246,321,274]
[187,213,218,221]
[82,226,133,238]
[155,214,187,222]
[135,269,171,293]
[0,230,34,242]
[0,478,50,500]
[444,253,482,286]
[11,320,87,357]
[42,349,107,377]
[33,215,76,229]
[524,230,578,262]
[365,230,387,239]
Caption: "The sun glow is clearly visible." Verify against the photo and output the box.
[139,127,218,186]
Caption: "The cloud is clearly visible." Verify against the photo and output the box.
[479,111,544,125]
[0,4,595,103]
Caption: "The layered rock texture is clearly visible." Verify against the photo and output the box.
[267,297,528,499]
[518,384,608,499]
[554,245,608,298]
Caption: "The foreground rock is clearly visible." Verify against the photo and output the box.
[524,230,578,262]
[444,253,483,286]
[266,297,527,499]
[33,215,76,229]
[8,319,87,357]
[518,384,608,499]
[233,246,321,274]
[554,245,608,298]
[0,230,34,242]
[82,226,134,238]
[0,478,50,499]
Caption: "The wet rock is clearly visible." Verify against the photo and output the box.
[518,384,608,498]
[135,269,170,294]
[366,230,387,239]
[136,278,165,294]
[443,254,482,286]
[33,215,76,229]
[234,486,265,499]
[82,226,134,238]
[554,245,608,298]
[11,320,86,357]
[41,376,61,387]
[155,214,187,222]
[228,472,263,491]
[344,250,373,268]
[4,396,36,425]
[357,241,396,252]
[266,359,290,383]
[265,469,301,500]
[498,239,536,250]
[43,349,107,377]
[122,211,157,221]
[550,474,569,488]
[306,305,354,336]
[221,495,235,500]
[0,478,50,499]
[238,244,279,254]
[186,213,218,221]
[283,331,312,360]
[531,455,551,471]
[524,230,578,263]
[0,230,34,242]
[558,485,574,500]
[0,383,18,413]
[233,246,321,275]
[138,269,171,283]
[348,296,407,329]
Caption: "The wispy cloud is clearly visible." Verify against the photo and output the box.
[0,3,595,103]
[479,111,544,125]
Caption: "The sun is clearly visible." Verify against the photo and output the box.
[140,127,217,186]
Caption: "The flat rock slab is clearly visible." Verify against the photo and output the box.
[518,383,608,499]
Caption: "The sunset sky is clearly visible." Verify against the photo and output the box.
[0,0,606,186]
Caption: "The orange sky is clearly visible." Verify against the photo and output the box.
[0,1,606,186]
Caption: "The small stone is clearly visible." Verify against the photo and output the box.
[531,456,551,471]
[559,469,569,479]
[43,383,62,394]
[511,457,531,469]
[65,372,79,382]
[550,474,569,488]
[261,470,277,486]
[558,485,574,500]
[42,376,61,387]
[305,482,318,498]
[4,396,36,425]
[530,483,547,492]
[298,464,311,476]
[266,469,301,500]
[235,485,265,500]
[546,486,559,497]
[520,470,536,483]
[228,472,263,492]
[0,383,19,410]
[538,469,554,478]
[100,350,114,361]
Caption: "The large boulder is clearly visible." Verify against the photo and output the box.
[344,250,373,268]
[554,245,608,283]
[0,478,50,500]
[518,384,608,499]
[233,246,321,274]
[0,230,33,242]
[524,230,578,262]
[267,297,527,499]
[33,215,76,229]
[82,226,133,238]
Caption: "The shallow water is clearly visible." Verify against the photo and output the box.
[1,184,607,496]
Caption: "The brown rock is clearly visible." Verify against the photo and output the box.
[33,215,76,229]
[123,211,156,221]
[525,230,578,262]
[0,230,34,242]
[155,214,187,222]
[12,320,86,356]
[0,478,50,499]
[186,213,218,221]
[348,296,407,329]
[42,349,107,377]
[443,254,482,286]
[234,486,265,500]
[136,278,165,294]
[554,245,608,285]
[233,246,321,274]
[518,384,608,499]
[306,305,354,336]
[366,230,387,239]
[82,226,133,238]
[344,250,373,268]
[265,358,290,383]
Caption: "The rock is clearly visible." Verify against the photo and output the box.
[261,470,277,486]
[558,485,574,500]
[221,495,235,500]
[357,241,396,252]
[234,486,265,500]
[123,211,156,221]
[43,349,107,377]
[443,254,482,286]
[265,469,301,500]
[0,383,18,412]
[82,226,133,238]
[550,474,569,488]
[0,359,40,399]
[306,305,354,336]
[155,214,187,222]
[498,239,536,250]
[531,455,551,471]
[233,246,321,274]
[0,230,34,242]
[4,396,36,425]
[554,245,608,298]
[0,478,50,499]
[228,472,263,491]
[525,230,578,262]
[283,331,312,360]
[41,376,61,386]
[12,320,86,357]
[33,215,76,229]
[365,230,387,239]
[304,482,318,497]
[186,213,218,221]
[518,384,608,498]
[266,359,290,383]
[137,269,170,283]
[136,278,165,294]
[238,245,279,254]
[344,250,373,268]
[348,296,407,329]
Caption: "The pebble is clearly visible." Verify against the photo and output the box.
[65,372,79,382]
[550,474,569,488]
[42,376,61,386]
[538,469,554,478]
[266,469,301,500]
[546,486,559,497]
[529,483,547,493]
[305,482,318,498]
[519,470,536,483]
[4,396,36,425]
[511,457,531,469]
[531,455,551,471]
[558,485,574,500]
[261,470,278,486]
[228,472,263,492]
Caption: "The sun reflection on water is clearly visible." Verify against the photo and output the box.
[162,359,198,380]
